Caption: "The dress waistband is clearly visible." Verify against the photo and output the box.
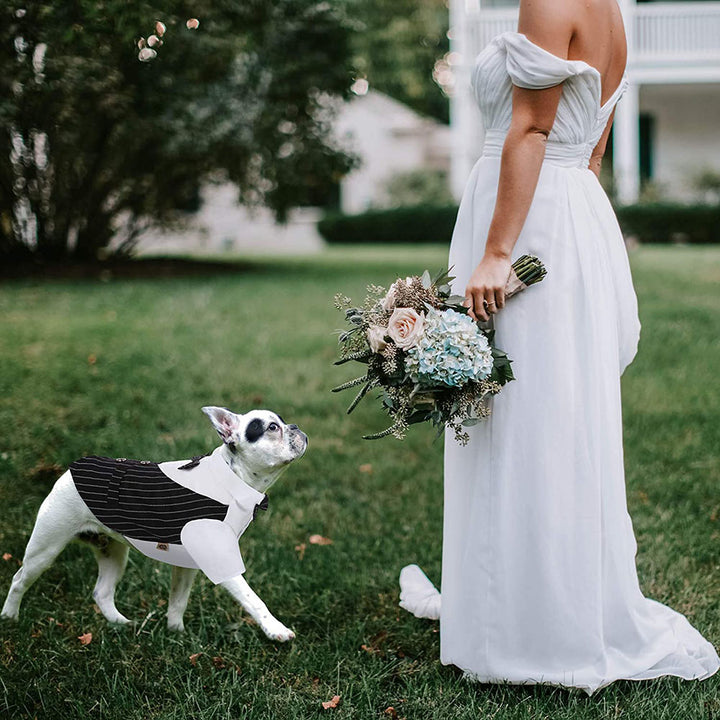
[482,129,592,169]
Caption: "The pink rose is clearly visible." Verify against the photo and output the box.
[387,308,424,349]
[366,325,388,353]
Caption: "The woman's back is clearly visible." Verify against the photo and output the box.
[519,0,627,105]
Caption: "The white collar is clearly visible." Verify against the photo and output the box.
[159,447,266,508]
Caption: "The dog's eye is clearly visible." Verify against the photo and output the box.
[267,422,280,432]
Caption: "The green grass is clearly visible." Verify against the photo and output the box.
[0,245,719,719]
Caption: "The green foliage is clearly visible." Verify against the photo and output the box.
[349,0,449,122]
[383,168,453,208]
[0,246,719,717]
[318,204,458,244]
[0,0,357,261]
[691,168,720,204]
[616,203,720,244]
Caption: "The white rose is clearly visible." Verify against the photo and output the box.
[387,308,425,350]
[381,277,416,311]
[366,325,388,353]
[381,281,400,312]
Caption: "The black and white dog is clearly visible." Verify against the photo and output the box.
[1,407,307,642]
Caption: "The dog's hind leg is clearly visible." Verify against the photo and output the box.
[1,473,84,621]
[88,536,130,625]
[167,567,198,632]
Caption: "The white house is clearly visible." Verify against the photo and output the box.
[136,90,451,255]
[449,0,720,203]
[334,89,451,214]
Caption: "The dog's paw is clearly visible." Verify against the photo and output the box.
[167,618,185,633]
[262,619,295,643]
[108,613,131,626]
[0,610,19,622]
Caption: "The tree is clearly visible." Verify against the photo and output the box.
[0,1,357,261]
[349,0,449,123]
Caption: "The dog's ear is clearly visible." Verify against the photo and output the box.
[202,406,241,444]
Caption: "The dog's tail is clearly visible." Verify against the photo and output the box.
[398,564,441,620]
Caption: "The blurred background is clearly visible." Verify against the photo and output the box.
[3,0,718,266]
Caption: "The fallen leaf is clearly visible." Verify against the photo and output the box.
[384,708,399,719]
[359,463,373,474]
[212,656,226,669]
[87,354,97,365]
[294,543,306,560]
[77,632,92,645]
[189,652,202,666]
[309,534,333,546]
[321,695,341,710]
[2,553,11,561]
[30,629,42,638]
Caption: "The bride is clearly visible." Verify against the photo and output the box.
[401,0,720,693]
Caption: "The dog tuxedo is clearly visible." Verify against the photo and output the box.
[70,447,268,583]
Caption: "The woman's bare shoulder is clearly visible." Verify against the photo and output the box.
[517,0,576,59]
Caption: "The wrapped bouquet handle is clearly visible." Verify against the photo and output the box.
[505,254,547,298]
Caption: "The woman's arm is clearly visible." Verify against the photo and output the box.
[465,0,574,321]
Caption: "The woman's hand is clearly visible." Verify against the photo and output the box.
[465,252,513,322]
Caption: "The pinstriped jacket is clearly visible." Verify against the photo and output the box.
[70,447,268,583]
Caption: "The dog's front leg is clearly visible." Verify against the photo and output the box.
[220,575,295,642]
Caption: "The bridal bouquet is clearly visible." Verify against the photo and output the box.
[333,257,546,443]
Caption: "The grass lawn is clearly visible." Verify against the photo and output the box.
[0,245,719,719]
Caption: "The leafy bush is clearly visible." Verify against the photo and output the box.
[382,169,453,208]
[318,204,458,244]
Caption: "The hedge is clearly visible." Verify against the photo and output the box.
[317,202,720,245]
[614,203,720,244]
[317,205,459,244]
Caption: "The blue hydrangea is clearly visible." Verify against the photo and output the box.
[405,308,494,387]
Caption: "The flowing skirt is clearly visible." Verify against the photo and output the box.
[440,155,720,694]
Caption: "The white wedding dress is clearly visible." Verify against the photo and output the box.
[435,32,719,694]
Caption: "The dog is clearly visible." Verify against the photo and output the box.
[1,406,307,642]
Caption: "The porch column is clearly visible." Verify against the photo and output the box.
[613,79,640,205]
[449,0,480,201]
[613,0,639,204]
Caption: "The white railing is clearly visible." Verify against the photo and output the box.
[634,3,720,61]
[461,2,720,67]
